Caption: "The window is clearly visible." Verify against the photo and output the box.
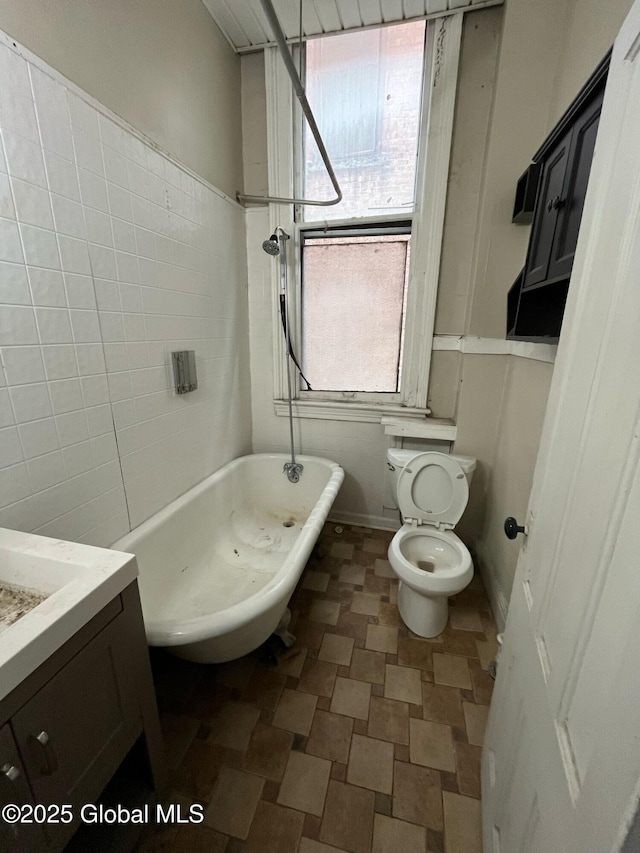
[265,14,463,421]
[301,225,411,392]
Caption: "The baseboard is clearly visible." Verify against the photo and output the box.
[472,540,509,633]
[328,510,400,533]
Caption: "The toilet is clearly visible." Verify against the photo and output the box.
[387,449,476,638]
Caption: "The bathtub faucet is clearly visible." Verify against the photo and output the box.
[283,461,303,483]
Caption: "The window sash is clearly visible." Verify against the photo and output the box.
[265,14,463,420]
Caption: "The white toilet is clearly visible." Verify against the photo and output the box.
[386,449,476,638]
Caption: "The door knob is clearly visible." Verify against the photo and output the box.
[504,517,527,539]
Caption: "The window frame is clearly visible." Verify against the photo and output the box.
[266,14,463,423]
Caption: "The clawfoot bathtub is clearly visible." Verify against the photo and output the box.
[112,453,343,663]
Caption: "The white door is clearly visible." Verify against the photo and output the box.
[482,4,640,851]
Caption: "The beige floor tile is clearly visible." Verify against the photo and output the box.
[384,664,422,705]
[310,599,341,625]
[372,814,426,853]
[476,638,499,672]
[392,761,443,829]
[449,607,484,632]
[409,718,455,772]
[173,740,226,801]
[330,676,371,720]
[340,563,367,585]
[455,741,482,798]
[374,558,395,578]
[398,637,437,670]
[331,541,355,559]
[389,582,398,604]
[299,658,339,698]
[433,653,472,690]
[320,780,375,853]
[349,648,386,684]
[245,801,305,853]
[244,722,294,782]
[319,632,355,666]
[243,668,287,710]
[351,591,380,616]
[442,629,480,659]
[204,767,264,839]
[300,839,350,853]
[463,701,489,746]
[209,701,260,751]
[363,537,386,555]
[347,733,394,793]
[275,647,308,678]
[307,709,354,763]
[442,791,482,853]
[273,688,318,735]
[378,602,404,627]
[367,696,409,745]
[171,825,227,853]
[421,682,465,728]
[366,624,398,654]
[278,750,332,816]
[303,570,331,592]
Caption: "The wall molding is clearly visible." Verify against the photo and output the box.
[328,510,400,533]
[432,335,557,364]
[473,539,509,632]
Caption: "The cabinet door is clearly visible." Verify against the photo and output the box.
[523,132,571,289]
[0,723,48,851]
[11,613,140,848]
[547,89,604,282]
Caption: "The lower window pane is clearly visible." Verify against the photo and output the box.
[302,234,409,392]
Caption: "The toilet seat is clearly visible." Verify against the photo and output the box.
[396,452,469,529]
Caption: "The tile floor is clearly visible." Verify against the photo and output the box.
[141,524,498,853]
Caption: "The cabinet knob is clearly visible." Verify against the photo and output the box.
[1,763,20,782]
[33,730,58,775]
[504,517,527,540]
[546,195,566,213]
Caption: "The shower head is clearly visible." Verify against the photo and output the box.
[262,233,280,256]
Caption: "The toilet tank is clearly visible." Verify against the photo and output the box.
[386,448,476,508]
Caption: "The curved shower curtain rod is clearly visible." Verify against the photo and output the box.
[236,0,342,208]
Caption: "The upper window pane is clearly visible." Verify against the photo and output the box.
[302,21,426,221]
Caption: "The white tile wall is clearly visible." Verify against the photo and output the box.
[0,35,251,544]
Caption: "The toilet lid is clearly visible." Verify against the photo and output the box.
[397,452,469,529]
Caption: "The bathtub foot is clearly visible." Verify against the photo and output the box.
[274,608,296,649]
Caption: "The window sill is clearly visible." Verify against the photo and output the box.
[273,399,433,425]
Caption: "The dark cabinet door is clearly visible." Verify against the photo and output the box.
[547,90,603,282]
[523,131,571,289]
[0,723,48,852]
[11,614,140,848]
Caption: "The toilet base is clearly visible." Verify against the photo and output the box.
[398,581,448,638]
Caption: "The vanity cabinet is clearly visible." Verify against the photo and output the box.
[507,51,609,342]
[0,583,166,852]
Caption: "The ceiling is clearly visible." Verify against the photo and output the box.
[203,0,502,53]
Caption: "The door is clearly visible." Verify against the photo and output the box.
[522,132,570,289]
[547,89,604,282]
[482,5,640,852]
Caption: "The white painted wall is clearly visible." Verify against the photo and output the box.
[0,35,251,544]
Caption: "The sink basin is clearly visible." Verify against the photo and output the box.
[0,528,138,702]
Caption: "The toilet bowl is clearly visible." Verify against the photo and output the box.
[387,450,476,637]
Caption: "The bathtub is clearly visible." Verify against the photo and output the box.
[112,453,343,663]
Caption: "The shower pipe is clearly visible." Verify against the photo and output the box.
[263,228,303,484]
[236,0,342,208]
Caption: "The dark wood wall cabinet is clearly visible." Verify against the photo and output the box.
[507,50,610,343]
